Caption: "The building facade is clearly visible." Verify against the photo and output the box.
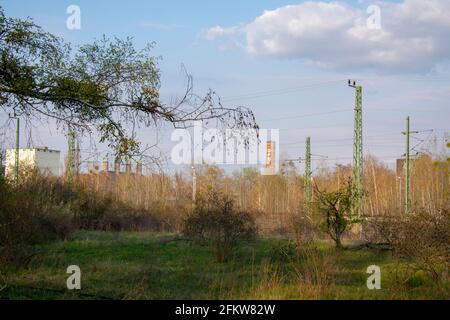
[5,147,60,178]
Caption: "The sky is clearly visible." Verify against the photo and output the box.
[1,0,449,173]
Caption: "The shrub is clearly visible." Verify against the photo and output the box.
[314,179,360,249]
[291,244,335,298]
[0,177,74,264]
[291,214,319,246]
[269,241,336,299]
[365,207,450,283]
[183,190,257,262]
[392,209,450,282]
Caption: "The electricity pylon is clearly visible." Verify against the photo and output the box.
[348,80,363,218]
[192,165,197,203]
[402,116,418,214]
[67,128,75,185]
[8,112,20,182]
[304,137,312,215]
[14,117,19,182]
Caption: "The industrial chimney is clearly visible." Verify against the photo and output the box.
[102,155,109,172]
[136,161,143,176]
[125,159,132,174]
[114,159,121,174]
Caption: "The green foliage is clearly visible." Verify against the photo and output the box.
[2,232,446,299]
[0,6,258,159]
[314,179,360,249]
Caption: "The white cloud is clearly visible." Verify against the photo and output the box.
[203,0,450,73]
[203,25,242,41]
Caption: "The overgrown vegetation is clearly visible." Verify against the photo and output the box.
[183,190,257,262]
[1,231,448,300]
[314,179,359,249]
[0,174,181,264]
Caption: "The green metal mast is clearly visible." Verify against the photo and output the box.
[403,116,418,214]
[349,80,363,218]
[14,116,20,182]
[304,137,312,215]
[67,129,75,185]
[405,116,410,214]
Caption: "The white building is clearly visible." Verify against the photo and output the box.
[5,147,61,178]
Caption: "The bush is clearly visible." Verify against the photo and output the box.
[392,209,450,282]
[0,177,74,264]
[365,207,450,283]
[183,190,257,262]
[291,214,320,246]
[314,179,360,249]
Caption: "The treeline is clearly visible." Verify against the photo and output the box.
[0,153,448,263]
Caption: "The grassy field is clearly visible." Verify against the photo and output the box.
[0,231,448,300]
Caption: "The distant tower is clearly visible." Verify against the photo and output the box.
[102,155,109,172]
[66,129,75,184]
[348,80,363,218]
[125,158,132,174]
[304,137,312,215]
[114,158,121,174]
[136,161,143,176]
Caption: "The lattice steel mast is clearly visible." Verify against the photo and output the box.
[348,80,363,218]
[304,137,312,215]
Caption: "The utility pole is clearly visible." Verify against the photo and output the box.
[304,137,312,215]
[402,116,418,214]
[15,117,19,182]
[284,141,326,216]
[348,80,363,218]
[8,112,20,182]
[192,165,197,203]
[67,128,75,185]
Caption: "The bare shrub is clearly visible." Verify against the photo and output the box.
[391,209,450,282]
[0,177,74,264]
[183,190,257,262]
[363,213,401,246]
[291,214,320,246]
[365,206,449,283]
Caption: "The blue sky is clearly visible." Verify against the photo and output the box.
[1,0,449,172]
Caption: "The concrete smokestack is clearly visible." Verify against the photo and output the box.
[102,156,109,172]
[114,159,121,174]
[136,161,143,176]
[125,160,132,174]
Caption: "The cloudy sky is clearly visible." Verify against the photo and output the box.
[1,0,449,172]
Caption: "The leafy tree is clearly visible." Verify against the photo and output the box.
[0,7,258,159]
[314,179,359,249]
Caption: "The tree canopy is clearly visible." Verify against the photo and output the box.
[0,6,258,159]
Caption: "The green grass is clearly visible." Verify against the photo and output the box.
[0,231,448,300]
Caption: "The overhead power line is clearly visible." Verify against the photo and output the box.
[222,79,346,102]
[261,108,353,122]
